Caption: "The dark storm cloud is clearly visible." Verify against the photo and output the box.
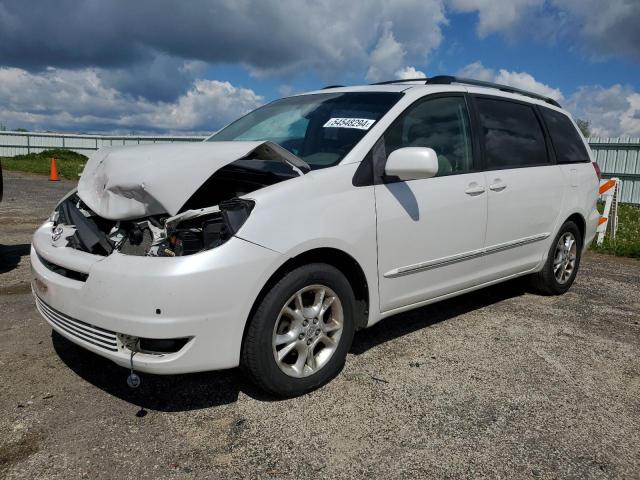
[0,1,144,68]
[0,0,451,133]
[573,2,640,61]
[98,55,206,103]
[2,0,638,136]
[0,0,306,70]
[2,0,638,78]
[0,0,320,102]
[0,0,450,101]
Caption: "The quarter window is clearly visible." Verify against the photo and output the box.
[476,98,548,169]
[384,96,474,176]
[540,107,590,163]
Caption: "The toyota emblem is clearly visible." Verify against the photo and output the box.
[52,225,64,242]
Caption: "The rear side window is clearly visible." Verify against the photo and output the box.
[476,98,548,169]
[540,108,590,163]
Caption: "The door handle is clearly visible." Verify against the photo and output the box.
[489,181,507,192]
[465,184,486,195]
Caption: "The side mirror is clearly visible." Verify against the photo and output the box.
[384,147,439,181]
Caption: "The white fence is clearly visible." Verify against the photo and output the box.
[0,131,206,157]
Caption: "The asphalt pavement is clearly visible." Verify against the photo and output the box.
[1,170,639,479]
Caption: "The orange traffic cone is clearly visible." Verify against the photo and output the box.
[49,158,59,181]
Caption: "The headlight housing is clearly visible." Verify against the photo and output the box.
[161,198,255,256]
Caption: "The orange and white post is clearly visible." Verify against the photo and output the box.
[596,177,621,246]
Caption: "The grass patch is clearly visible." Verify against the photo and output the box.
[1,149,87,179]
[591,203,640,258]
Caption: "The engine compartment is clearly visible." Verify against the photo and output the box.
[53,158,296,257]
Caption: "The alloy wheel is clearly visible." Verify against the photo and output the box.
[553,232,577,284]
[272,284,344,378]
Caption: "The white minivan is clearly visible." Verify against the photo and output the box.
[31,76,600,396]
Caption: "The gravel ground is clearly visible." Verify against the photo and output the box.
[1,170,639,479]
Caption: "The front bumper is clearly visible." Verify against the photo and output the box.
[31,222,281,374]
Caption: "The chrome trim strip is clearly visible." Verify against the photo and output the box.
[34,295,119,352]
[39,302,117,346]
[47,316,119,352]
[384,249,485,278]
[384,232,550,278]
[483,233,550,255]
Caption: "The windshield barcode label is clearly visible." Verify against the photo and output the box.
[323,118,375,130]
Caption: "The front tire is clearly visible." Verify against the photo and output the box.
[531,220,582,295]
[241,263,356,397]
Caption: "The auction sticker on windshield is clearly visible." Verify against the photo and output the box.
[323,118,375,130]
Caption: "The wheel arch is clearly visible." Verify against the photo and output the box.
[565,212,586,247]
[242,247,371,348]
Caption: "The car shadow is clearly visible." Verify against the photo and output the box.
[385,182,420,221]
[350,278,531,355]
[51,278,531,411]
[0,243,31,274]
[51,331,277,412]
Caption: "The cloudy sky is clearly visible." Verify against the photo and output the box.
[0,0,639,137]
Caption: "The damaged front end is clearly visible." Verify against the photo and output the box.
[51,141,308,257]
[51,192,256,258]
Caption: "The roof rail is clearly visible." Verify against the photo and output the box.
[371,75,561,108]
[321,85,345,89]
[429,76,562,107]
[372,78,428,85]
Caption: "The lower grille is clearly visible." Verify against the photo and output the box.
[35,295,118,352]
[37,253,88,282]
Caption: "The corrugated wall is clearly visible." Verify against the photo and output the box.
[588,138,640,205]
[0,131,205,157]
[1,131,639,204]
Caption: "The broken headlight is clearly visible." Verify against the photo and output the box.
[163,198,254,257]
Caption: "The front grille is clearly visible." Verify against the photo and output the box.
[35,295,118,352]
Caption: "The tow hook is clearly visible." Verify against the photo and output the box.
[127,350,141,389]
[120,335,142,389]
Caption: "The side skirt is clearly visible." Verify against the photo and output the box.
[373,266,537,324]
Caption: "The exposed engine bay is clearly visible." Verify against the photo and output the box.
[52,156,302,257]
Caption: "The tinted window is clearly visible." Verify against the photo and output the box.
[541,108,590,163]
[476,98,548,169]
[209,92,402,169]
[384,96,473,176]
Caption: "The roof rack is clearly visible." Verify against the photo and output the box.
[371,75,561,108]
[372,78,429,85]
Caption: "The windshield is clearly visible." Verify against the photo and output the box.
[208,92,403,169]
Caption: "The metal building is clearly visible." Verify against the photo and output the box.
[589,138,640,205]
[0,131,205,157]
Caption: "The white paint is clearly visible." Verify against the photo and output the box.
[31,82,600,378]
[375,172,488,311]
[384,147,439,180]
[77,140,306,220]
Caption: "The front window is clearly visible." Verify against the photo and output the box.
[383,96,474,176]
[208,92,403,169]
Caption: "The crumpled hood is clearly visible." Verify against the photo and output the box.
[77,141,308,220]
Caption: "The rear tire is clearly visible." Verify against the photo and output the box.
[241,263,356,397]
[531,220,582,295]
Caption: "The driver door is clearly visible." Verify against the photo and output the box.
[375,94,488,312]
